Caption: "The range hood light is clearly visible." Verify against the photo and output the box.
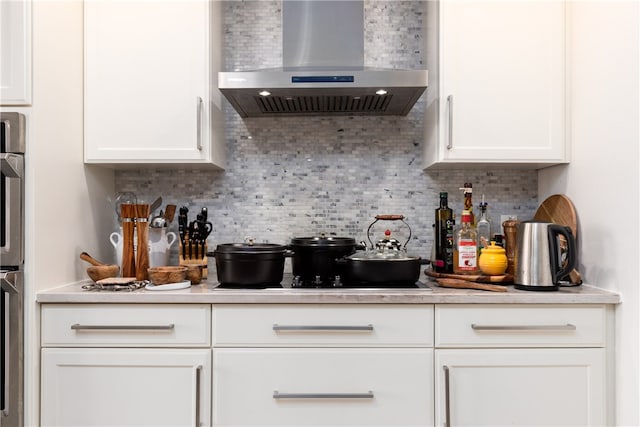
[259,90,271,97]
[375,89,388,96]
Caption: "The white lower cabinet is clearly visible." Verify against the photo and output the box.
[434,304,610,427]
[435,348,606,427]
[213,348,433,426]
[40,304,212,427]
[41,348,211,427]
[212,304,435,427]
[39,302,613,427]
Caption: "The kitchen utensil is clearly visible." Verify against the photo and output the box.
[149,196,163,217]
[534,194,582,284]
[135,204,151,281]
[120,204,137,277]
[147,266,188,285]
[435,278,508,292]
[163,204,177,224]
[150,214,167,228]
[514,221,576,291]
[424,270,513,283]
[339,215,426,286]
[212,243,290,286]
[289,235,361,286]
[478,242,508,276]
[79,252,120,282]
[338,251,425,286]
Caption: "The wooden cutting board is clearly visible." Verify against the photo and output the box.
[435,278,508,292]
[534,194,577,235]
[425,269,513,283]
[534,194,582,284]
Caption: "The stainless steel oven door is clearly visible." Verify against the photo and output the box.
[1,269,23,427]
[0,154,23,267]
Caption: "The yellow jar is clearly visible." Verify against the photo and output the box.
[478,241,508,276]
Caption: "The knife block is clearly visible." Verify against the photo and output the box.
[179,242,208,279]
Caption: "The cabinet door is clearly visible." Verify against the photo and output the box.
[435,349,607,426]
[0,0,31,105]
[41,348,211,427]
[426,0,566,167]
[214,348,434,426]
[84,0,224,167]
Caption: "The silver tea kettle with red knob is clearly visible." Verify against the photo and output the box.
[514,221,576,291]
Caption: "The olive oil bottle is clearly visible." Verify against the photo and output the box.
[434,192,454,273]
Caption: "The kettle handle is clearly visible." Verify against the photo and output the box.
[547,224,576,283]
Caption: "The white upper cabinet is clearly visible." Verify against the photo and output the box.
[84,0,225,168]
[1,0,32,105]
[424,0,568,169]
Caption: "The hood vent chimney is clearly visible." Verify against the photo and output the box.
[218,1,428,117]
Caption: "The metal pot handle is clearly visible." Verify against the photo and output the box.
[366,215,412,249]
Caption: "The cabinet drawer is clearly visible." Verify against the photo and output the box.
[212,304,433,347]
[213,348,433,426]
[41,304,211,347]
[435,304,606,348]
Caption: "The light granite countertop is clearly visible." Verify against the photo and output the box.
[37,278,621,305]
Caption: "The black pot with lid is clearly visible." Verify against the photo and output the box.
[212,242,290,286]
[289,235,361,286]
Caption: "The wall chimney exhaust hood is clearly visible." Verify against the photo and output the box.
[218,1,428,118]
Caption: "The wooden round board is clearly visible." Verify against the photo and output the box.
[534,194,582,284]
[533,194,577,236]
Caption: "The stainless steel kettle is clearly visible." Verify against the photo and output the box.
[514,221,576,291]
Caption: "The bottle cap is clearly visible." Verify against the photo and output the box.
[461,210,472,223]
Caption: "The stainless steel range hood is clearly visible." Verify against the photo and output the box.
[218,1,428,118]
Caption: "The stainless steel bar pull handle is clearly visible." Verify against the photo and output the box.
[443,365,451,427]
[273,391,374,399]
[196,96,203,151]
[471,324,577,331]
[195,365,202,427]
[272,324,374,332]
[446,95,453,150]
[70,324,175,331]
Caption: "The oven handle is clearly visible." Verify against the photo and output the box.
[0,153,24,179]
[1,271,19,417]
[0,271,19,295]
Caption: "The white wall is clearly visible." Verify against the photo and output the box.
[538,2,639,425]
[24,1,115,425]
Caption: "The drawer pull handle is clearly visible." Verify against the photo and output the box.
[272,324,374,332]
[471,323,576,331]
[273,391,374,399]
[70,323,176,331]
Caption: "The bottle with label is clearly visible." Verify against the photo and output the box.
[476,198,491,249]
[453,210,480,274]
[434,192,454,273]
[460,183,475,225]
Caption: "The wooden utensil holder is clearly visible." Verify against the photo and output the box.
[179,242,208,279]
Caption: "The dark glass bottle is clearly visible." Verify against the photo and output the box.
[435,192,454,273]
